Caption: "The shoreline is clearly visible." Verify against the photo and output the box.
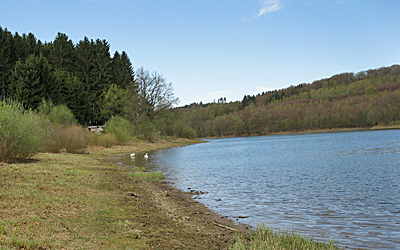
[89,139,252,248]
[0,139,250,249]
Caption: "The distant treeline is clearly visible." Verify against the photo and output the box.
[176,65,400,137]
[0,27,178,127]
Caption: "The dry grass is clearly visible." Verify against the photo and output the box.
[0,139,202,249]
[0,152,145,249]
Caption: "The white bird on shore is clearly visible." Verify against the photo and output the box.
[130,153,135,158]
[144,153,149,159]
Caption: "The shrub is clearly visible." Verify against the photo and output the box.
[52,125,87,153]
[47,104,76,125]
[182,126,197,139]
[97,133,118,148]
[173,119,186,138]
[0,101,41,162]
[104,116,133,144]
[173,119,197,139]
[39,122,88,153]
[37,99,55,116]
[84,130,99,145]
[137,115,158,142]
[142,122,157,142]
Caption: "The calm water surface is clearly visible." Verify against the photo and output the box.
[135,130,400,249]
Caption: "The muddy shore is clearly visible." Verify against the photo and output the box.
[98,148,251,249]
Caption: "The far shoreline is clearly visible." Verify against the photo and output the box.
[203,124,400,140]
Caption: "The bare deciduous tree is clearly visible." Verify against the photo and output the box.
[135,67,179,120]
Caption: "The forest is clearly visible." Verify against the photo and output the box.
[0,26,178,131]
[1,26,400,140]
[177,65,400,137]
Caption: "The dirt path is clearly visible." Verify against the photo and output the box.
[101,154,250,249]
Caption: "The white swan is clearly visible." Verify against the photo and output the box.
[144,153,149,159]
[130,153,135,158]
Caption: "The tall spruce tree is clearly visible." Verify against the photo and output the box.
[9,55,58,109]
[111,51,135,89]
[0,27,15,100]
[53,70,87,124]
[49,32,76,72]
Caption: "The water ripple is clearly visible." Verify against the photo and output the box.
[147,130,400,249]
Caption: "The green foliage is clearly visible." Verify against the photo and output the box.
[173,119,197,139]
[182,126,197,139]
[0,101,41,162]
[47,104,77,125]
[173,119,186,137]
[1,27,141,126]
[9,55,57,110]
[100,84,128,120]
[104,116,133,144]
[366,86,378,95]
[137,115,158,142]
[37,98,55,116]
[48,32,76,72]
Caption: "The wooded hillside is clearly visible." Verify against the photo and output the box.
[176,65,400,137]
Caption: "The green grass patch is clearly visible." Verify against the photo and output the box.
[129,171,164,182]
[231,225,338,250]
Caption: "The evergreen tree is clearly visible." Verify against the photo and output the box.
[111,51,135,89]
[53,70,87,124]
[100,84,128,120]
[9,55,57,109]
[49,32,76,72]
[24,33,39,56]
[0,27,15,100]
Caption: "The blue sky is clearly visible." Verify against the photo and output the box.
[1,1,399,106]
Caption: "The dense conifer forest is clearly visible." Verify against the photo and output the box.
[0,27,178,130]
[1,26,399,139]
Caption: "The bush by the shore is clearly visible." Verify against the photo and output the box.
[0,101,41,162]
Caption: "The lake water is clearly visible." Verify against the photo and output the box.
[133,130,400,249]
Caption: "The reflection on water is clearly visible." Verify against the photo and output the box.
[143,130,400,249]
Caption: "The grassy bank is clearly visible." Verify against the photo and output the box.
[0,139,200,249]
[0,151,144,249]
[1,138,340,249]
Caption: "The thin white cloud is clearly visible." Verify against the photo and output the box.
[258,0,283,16]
